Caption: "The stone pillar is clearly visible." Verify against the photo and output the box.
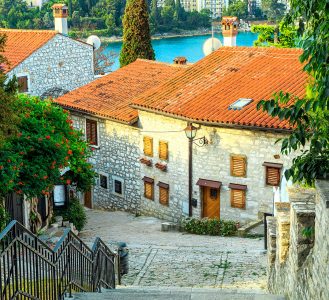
[275,202,291,263]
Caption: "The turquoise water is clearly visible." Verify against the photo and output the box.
[104,32,257,71]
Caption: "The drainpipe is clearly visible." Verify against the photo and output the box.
[188,136,193,217]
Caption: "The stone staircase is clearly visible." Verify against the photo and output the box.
[70,286,285,300]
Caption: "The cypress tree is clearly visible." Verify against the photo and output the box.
[120,0,155,67]
[150,0,159,32]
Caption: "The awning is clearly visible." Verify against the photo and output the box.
[196,179,222,189]
[142,176,154,183]
[157,182,169,189]
[262,162,283,169]
[228,183,247,190]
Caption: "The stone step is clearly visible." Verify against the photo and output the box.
[70,286,285,300]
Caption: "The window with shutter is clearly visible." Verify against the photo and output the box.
[99,174,108,189]
[143,177,154,200]
[266,167,281,186]
[158,182,169,206]
[230,189,246,209]
[230,155,247,177]
[86,119,98,146]
[18,76,28,93]
[143,136,153,157]
[159,141,168,160]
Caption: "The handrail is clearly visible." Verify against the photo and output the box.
[0,221,118,300]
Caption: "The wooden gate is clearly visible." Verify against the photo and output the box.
[84,190,92,209]
[202,186,220,219]
[4,192,24,223]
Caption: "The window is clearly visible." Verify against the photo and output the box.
[228,98,253,110]
[112,175,124,197]
[230,155,247,177]
[159,141,168,160]
[86,119,98,146]
[263,162,283,186]
[229,183,247,209]
[143,176,154,200]
[143,136,153,157]
[17,76,28,93]
[158,182,169,206]
[99,174,108,189]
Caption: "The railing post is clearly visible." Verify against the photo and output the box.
[68,234,72,298]
[117,249,121,286]
[34,235,40,298]
[13,225,19,298]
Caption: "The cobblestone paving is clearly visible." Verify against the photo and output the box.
[80,210,267,291]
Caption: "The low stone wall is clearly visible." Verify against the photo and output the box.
[267,180,329,300]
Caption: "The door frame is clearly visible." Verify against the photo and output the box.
[201,186,221,219]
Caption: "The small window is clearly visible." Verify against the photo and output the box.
[159,141,168,160]
[143,177,154,200]
[114,180,122,194]
[229,184,247,209]
[263,162,282,186]
[143,136,153,157]
[230,155,247,177]
[18,76,28,93]
[210,188,218,199]
[158,182,169,206]
[86,119,98,146]
[112,176,124,196]
[228,98,253,110]
[99,174,108,189]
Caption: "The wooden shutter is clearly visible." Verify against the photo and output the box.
[231,189,246,209]
[159,141,168,160]
[266,167,281,186]
[159,187,169,206]
[230,155,247,177]
[144,182,154,200]
[18,76,28,93]
[143,136,153,157]
[86,119,98,145]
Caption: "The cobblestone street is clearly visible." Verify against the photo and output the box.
[80,210,267,291]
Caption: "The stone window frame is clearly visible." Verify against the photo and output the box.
[112,175,125,198]
[84,117,100,148]
[16,72,31,94]
[98,172,108,189]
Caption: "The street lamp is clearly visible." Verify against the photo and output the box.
[184,123,208,217]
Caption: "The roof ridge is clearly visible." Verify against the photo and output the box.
[135,58,188,68]
[0,28,56,33]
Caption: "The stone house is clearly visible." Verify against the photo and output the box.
[56,42,307,223]
[0,4,94,98]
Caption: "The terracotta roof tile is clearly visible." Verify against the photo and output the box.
[0,29,57,72]
[132,47,308,130]
[55,59,186,124]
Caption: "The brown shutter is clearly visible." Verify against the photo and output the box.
[230,189,246,209]
[230,155,247,177]
[143,136,153,157]
[86,119,98,145]
[266,167,281,186]
[159,186,169,206]
[159,141,168,160]
[18,76,28,92]
[144,182,154,200]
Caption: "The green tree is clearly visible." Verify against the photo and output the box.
[105,12,116,34]
[0,94,95,198]
[150,0,160,32]
[119,0,155,67]
[257,0,329,184]
[251,22,297,48]
[223,0,248,19]
[261,0,286,22]
[174,0,184,22]
[0,34,19,148]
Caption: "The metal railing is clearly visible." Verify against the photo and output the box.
[0,220,117,300]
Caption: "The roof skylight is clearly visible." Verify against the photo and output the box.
[228,98,253,110]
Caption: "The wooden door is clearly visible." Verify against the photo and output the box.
[84,190,92,209]
[202,187,220,219]
[5,193,24,223]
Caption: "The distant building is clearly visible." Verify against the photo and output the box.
[26,0,48,9]
[0,4,94,98]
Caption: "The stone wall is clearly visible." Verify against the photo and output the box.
[138,111,293,222]
[8,34,94,97]
[267,180,329,300]
[71,113,141,213]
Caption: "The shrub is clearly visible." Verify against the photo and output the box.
[59,197,87,231]
[181,217,238,236]
[0,204,10,232]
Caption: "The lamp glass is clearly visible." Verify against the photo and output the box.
[184,124,197,139]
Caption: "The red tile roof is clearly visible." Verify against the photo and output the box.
[0,29,57,72]
[55,59,186,124]
[131,47,308,131]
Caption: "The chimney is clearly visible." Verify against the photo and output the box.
[52,4,68,35]
[173,57,187,65]
[221,16,239,47]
